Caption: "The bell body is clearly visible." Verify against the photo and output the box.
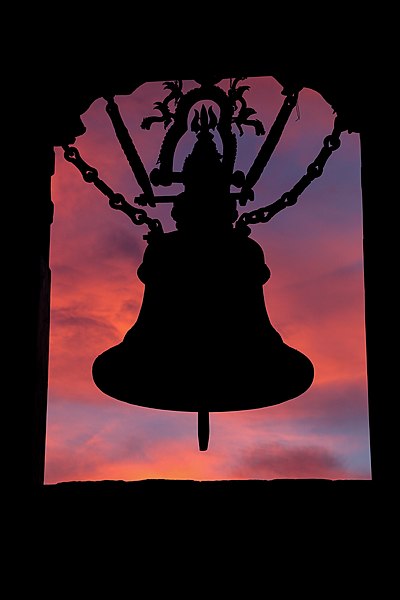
[92,228,314,412]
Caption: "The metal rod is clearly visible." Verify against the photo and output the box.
[104,97,155,204]
[244,90,299,191]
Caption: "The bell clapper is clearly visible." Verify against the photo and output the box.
[198,410,210,451]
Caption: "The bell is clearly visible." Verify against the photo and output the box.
[92,225,314,448]
[92,102,314,450]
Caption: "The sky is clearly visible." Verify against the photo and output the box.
[45,76,371,483]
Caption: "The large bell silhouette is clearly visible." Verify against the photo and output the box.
[92,103,314,450]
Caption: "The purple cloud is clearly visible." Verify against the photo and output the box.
[229,442,358,479]
[46,75,370,483]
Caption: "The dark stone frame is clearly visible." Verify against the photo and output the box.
[22,40,388,506]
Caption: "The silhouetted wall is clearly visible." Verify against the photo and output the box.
[22,37,387,492]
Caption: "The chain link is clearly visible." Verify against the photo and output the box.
[236,116,344,231]
[62,145,163,237]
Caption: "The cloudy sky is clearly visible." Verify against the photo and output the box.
[45,76,371,482]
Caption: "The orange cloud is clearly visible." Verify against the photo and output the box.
[46,76,370,483]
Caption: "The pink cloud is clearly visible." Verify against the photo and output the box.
[45,376,371,483]
[46,76,370,482]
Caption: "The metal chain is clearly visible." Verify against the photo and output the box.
[62,145,163,237]
[236,116,345,231]
[62,94,344,237]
